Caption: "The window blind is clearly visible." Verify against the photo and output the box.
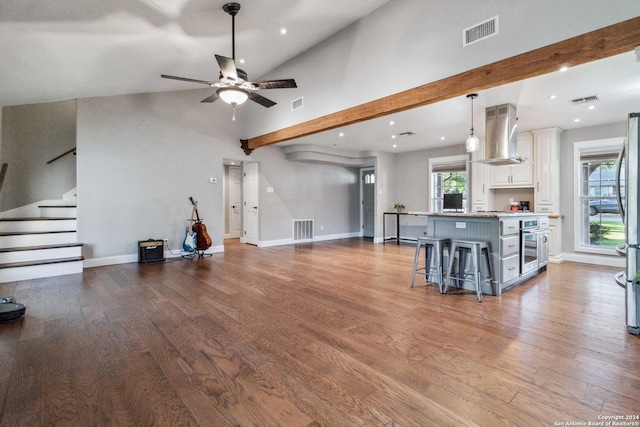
[431,162,466,173]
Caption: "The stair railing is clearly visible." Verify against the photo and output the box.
[46,147,76,165]
[0,163,7,193]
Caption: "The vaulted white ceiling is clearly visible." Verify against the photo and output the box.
[1,1,639,154]
[0,0,390,107]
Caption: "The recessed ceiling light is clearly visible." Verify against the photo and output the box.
[339,132,344,137]
[391,135,396,139]
[392,144,397,148]
[574,118,581,122]
[560,66,569,72]
[588,105,595,110]
[280,28,287,35]
[389,121,395,125]
[441,136,445,140]
[549,95,557,100]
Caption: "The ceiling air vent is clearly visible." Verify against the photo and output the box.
[571,95,599,105]
[398,131,416,137]
[291,97,303,111]
[463,16,498,47]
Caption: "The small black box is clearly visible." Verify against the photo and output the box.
[138,239,165,263]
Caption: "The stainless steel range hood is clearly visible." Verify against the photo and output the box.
[482,103,522,165]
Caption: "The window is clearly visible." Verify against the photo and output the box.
[429,155,468,212]
[364,171,375,184]
[573,138,625,253]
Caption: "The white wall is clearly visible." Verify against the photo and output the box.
[250,146,361,242]
[394,144,468,213]
[77,91,240,262]
[0,100,77,211]
[560,121,627,263]
[76,89,362,264]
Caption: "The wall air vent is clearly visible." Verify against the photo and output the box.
[293,219,313,241]
[463,16,498,47]
[571,95,599,105]
[291,97,303,111]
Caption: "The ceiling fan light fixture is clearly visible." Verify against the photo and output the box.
[217,87,249,105]
[465,93,479,153]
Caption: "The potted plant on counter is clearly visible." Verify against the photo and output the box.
[393,203,405,213]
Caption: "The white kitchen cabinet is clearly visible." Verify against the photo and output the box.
[470,137,493,212]
[548,215,564,262]
[489,132,534,188]
[533,127,562,213]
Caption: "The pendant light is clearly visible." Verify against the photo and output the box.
[465,93,480,153]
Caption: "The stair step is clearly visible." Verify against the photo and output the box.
[38,205,77,218]
[0,218,77,233]
[0,243,83,253]
[0,230,76,237]
[0,230,77,248]
[0,256,84,270]
[0,257,84,282]
[0,217,76,221]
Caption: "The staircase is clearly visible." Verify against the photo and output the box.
[0,191,83,283]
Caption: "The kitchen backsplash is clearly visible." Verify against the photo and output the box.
[493,188,535,211]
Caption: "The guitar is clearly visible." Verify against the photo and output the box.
[182,204,197,252]
[189,197,212,250]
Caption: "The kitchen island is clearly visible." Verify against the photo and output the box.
[426,212,549,296]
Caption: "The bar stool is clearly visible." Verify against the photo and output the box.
[410,237,451,293]
[444,240,493,302]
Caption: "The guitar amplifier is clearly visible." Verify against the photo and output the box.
[138,239,165,263]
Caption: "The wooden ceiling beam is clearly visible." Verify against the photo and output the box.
[243,16,640,153]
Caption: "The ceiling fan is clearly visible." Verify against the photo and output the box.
[161,2,297,116]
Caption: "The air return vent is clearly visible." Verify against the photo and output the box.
[571,95,599,105]
[293,219,313,241]
[291,97,303,111]
[463,16,498,47]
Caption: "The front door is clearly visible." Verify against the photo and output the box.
[243,162,259,245]
[362,168,375,238]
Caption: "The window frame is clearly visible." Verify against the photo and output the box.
[572,137,625,255]
[428,154,470,213]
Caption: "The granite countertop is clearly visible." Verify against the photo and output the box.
[427,211,549,218]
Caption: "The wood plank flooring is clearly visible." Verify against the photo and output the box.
[0,238,638,426]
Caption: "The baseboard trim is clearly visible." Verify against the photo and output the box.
[84,245,224,268]
[258,232,362,248]
[563,252,625,267]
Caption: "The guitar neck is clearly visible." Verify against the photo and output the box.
[189,197,202,223]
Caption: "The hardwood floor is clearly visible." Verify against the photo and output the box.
[0,238,638,426]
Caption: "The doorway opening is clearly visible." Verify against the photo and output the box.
[223,159,243,240]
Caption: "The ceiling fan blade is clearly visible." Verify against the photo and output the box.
[201,93,220,103]
[161,74,214,86]
[253,79,298,90]
[215,54,239,82]
[248,91,276,108]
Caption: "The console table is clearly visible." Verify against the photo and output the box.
[382,212,429,244]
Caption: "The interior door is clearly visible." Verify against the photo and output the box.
[362,169,375,238]
[243,162,259,245]
[227,165,242,238]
